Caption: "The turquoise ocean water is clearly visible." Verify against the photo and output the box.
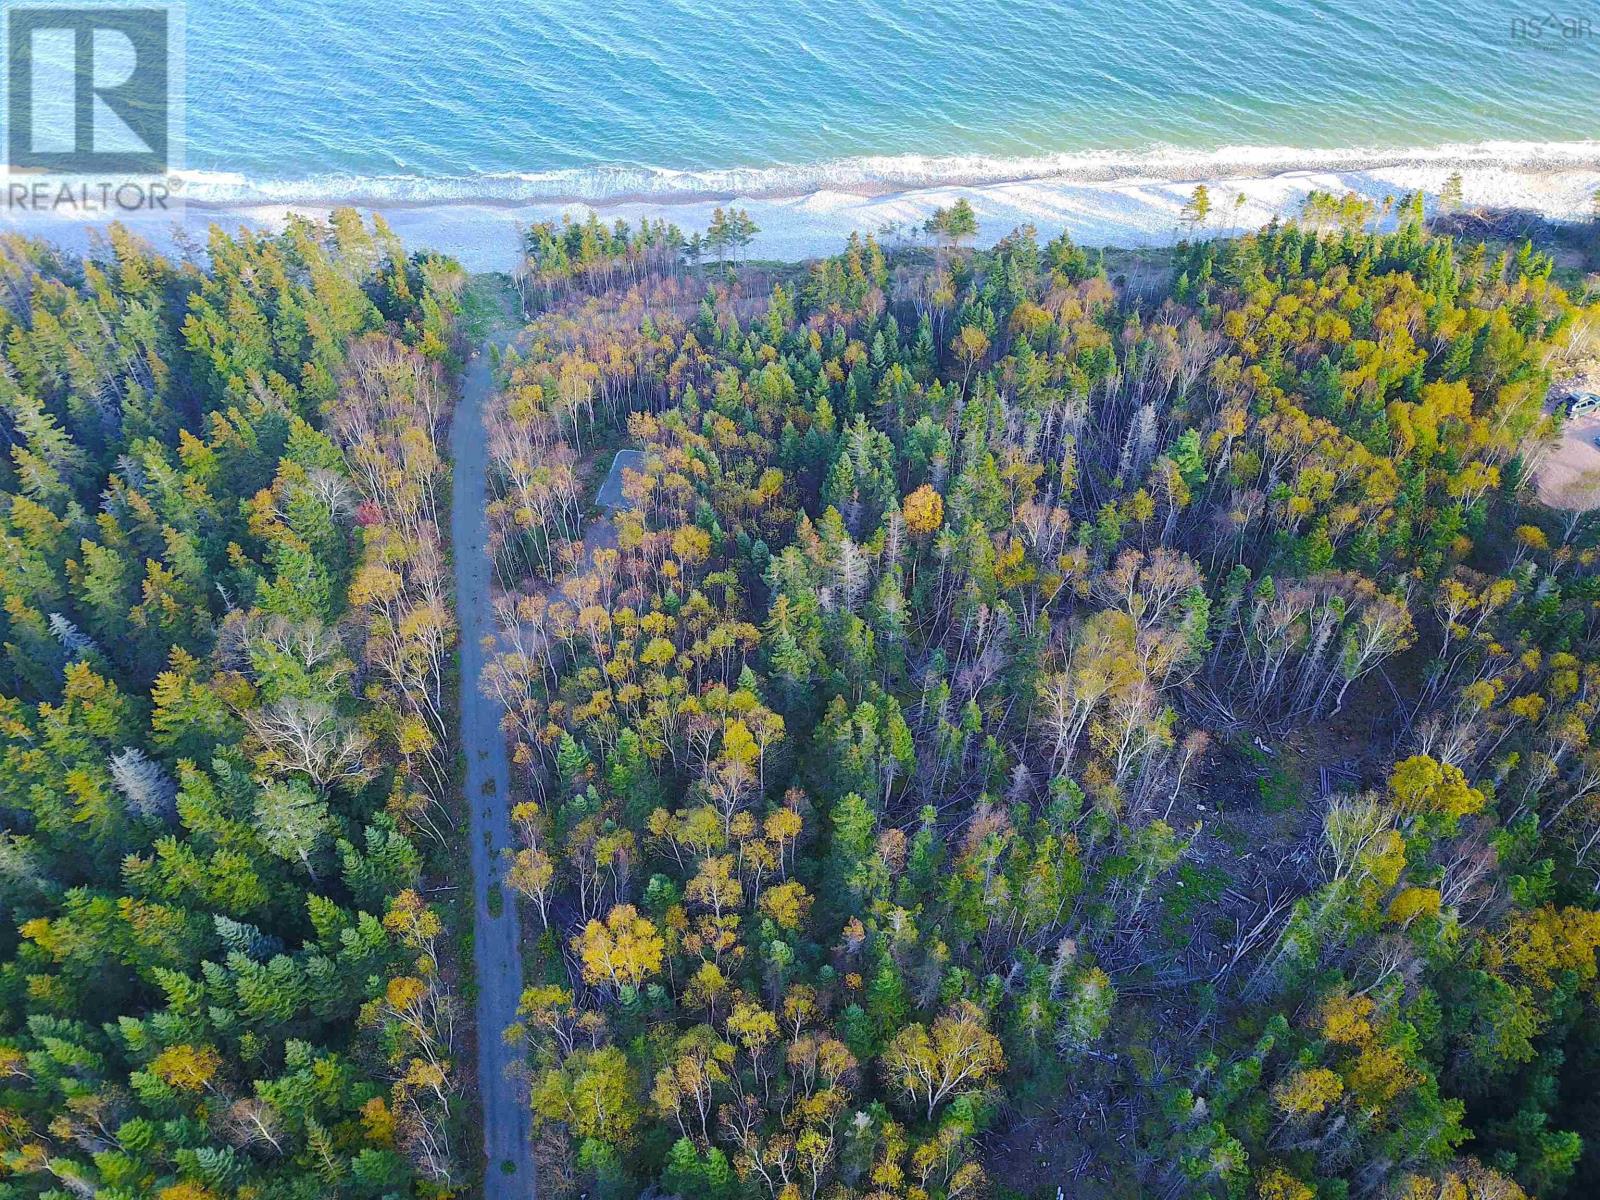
[181,0,1600,203]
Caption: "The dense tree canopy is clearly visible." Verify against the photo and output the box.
[0,212,469,1199]
[5,194,1600,1200]
[484,202,1600,1200]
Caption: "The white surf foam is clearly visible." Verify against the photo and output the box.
[13,152,1600,272]
[170,140,1600,206]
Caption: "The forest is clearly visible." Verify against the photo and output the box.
[2,192,1599,1200]
[479,200,1600,1200]
[0,213,471,1198]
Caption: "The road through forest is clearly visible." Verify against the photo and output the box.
[450,333,534,1198]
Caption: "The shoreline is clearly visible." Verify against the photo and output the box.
[167,140,1600,208]
[8,156,1600,272]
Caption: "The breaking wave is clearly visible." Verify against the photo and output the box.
[172,141,1600,207]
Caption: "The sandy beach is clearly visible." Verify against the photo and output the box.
[9,154,1600,272]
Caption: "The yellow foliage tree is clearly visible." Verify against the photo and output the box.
[903,485,944,537]
[1272,1066,1344,1116]
[1394,1160,1528,1200]
[151,1044,221,1092]
[532,1045,639,1142]
[1503,905,1600,991]
[158,1185,218,1200]
[686,854,743,918]
[882,1001,1005,1120]
[573,904,664,990]
[759,881,814,932]
[1387,886,1444,927]
[1320,993,1376,1046]
[1256,1167,1316,1200]
[1388,754,1486,826]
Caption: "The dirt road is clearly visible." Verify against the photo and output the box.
[450,334,535,1197]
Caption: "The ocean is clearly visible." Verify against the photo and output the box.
[180,0,1600,205]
